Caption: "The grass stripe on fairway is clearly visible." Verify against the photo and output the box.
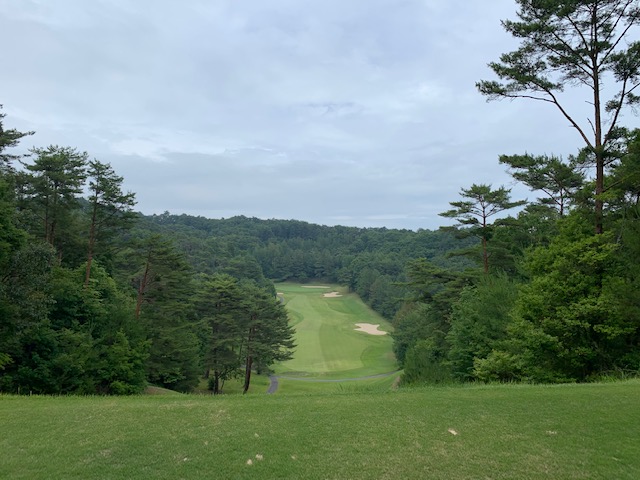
[273,283,396,379]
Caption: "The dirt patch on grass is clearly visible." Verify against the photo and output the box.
[323,291,342,298]
[354,323,388,335]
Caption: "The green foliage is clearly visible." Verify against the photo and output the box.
[0,104,33,168]
[447,274,519,380]
[476,214,640,382]
[499,153,583,215]
[21,146,88,254]
[440,183,525,273]
[393,258,471,383]
[402,338,452,384]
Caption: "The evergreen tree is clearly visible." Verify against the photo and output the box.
[440,184,525,273]
[478,0,640,234]
[84,160,136,286]
[0,104,33,169]
[21,146,87,256]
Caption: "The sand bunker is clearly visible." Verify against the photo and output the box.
[354,323,387,335]
[323,291,342,298]
[301,285,330,289]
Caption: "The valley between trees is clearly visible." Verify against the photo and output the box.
[3,1,640,394]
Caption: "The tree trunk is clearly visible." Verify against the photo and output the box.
[481,215,489,274]
[592,5,604,236]
[243,355,253,394]
[84,202,98,287]
[482,235,489,274]
[135,259,150,320]
[595,151,605,235]
[84,251,94,288]
[212,372,220,395]
[243,325,256,394]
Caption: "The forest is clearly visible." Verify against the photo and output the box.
[2,1,640,394]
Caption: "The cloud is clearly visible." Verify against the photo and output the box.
[0,0,622,230]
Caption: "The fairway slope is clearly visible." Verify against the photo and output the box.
[273,284,396,382]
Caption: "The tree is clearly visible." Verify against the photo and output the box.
[193,273,246,394]
[0,105,33,169]
[440,184,525,273]
[238,282,295,394]
[446,274,519,380]
[0,106,31,272]
[84,160,136,286]
[21,146,87,251]
[392,258,469,383]
[477,214,640,382]
[0,241,55,389]
[125,235,200,391]
[499,153,584,215]
[477,0,640,234]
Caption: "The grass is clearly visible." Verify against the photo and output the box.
[273,283,397,380]
[2,380,640,479]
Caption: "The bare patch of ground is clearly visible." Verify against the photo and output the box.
[323,291,342,298]
[354,323,388,335]
[301,285,330,288]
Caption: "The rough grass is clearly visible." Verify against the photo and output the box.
[273,283,396,379]
[2,380,640,479]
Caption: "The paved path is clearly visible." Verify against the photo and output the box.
[267,370,400,394]
[266,376,279,394]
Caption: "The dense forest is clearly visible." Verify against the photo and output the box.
[0,105,472,394]
[3,1,640,394]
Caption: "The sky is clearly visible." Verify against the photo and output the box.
[1,0,637,230]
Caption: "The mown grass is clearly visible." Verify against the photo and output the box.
[2,381,639,479]
[273,283,396,379]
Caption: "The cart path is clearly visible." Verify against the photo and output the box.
[266,370,400,394]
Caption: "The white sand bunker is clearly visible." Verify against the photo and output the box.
[354,323,388,335]
[323,291,342,298]
[301,285,330,288]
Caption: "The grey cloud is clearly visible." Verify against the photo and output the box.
[0,0,619,230]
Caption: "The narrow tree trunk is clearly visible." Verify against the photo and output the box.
[243,325,255,394]
[595,152,605,235]
[243,355,253,394]
[135,259,150,320]
[482,235,489,274]
[212,372,220,395]
[481,214,489,274]
[84,202,98,287]
[84,251,94,288]
[592,12,604,235]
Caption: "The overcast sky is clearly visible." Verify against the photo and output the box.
[1,0,637,230]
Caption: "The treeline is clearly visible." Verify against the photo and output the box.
[395,0,640,385]
[0,106,295,394]
[134,212,474,320]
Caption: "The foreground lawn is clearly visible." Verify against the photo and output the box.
[2,381,640,479]
[274,283,397,379]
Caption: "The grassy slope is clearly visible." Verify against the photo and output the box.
[2,381,640,479]
[273,283,397,380]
